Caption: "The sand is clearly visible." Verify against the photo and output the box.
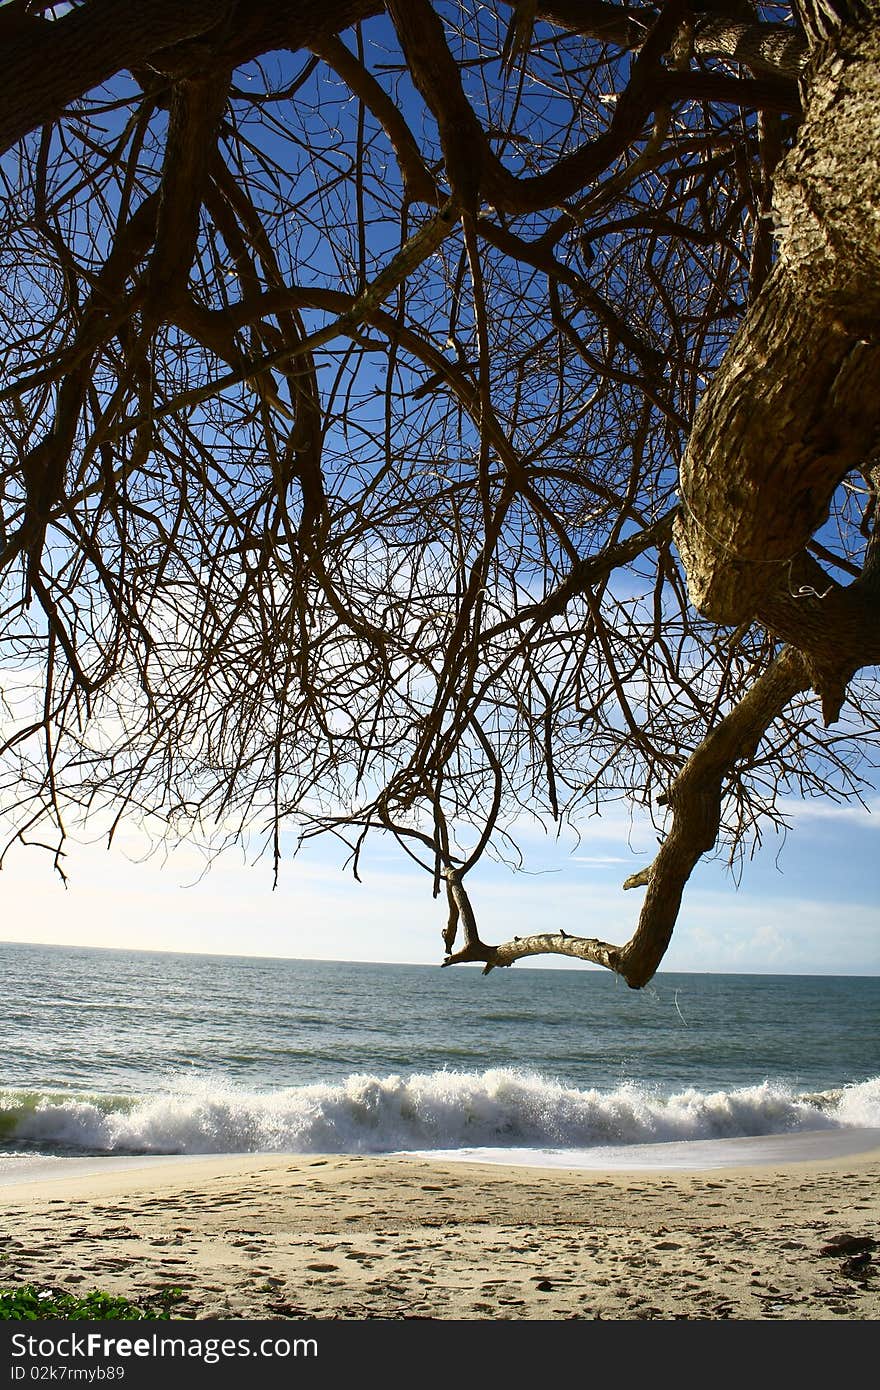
[2,1140,879,1321]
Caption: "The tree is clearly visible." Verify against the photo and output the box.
[0,0,877,985]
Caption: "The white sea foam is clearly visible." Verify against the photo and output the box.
[3,1070,879,1156]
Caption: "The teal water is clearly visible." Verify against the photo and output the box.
[1,942,878,1158]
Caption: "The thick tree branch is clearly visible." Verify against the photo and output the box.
[309,34,439,206]
[387,0,703,214]
[755,525,880,723]
[498,3,807,80]
[693,17,807,76]
[444,645,810,985]
[614,646,809,985]
[0,0,231,156]
[498,0,655,49]
[658,70,801,114]
[145,73,231,316]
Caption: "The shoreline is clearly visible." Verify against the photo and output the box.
[3,1124,880,1188]
[2,1138,879,1320]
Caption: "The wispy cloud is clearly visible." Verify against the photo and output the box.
[571,854,633,867]
[776,796,879,828]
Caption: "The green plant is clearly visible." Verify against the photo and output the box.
[0,1283,187,1320]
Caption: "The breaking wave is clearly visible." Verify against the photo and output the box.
[2,1070,879,1157]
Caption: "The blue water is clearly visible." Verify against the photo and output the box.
[1,942,878,1159]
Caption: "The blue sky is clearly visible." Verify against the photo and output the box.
[2,789,877,975]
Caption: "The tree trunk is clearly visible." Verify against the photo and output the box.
[675,4,880,628]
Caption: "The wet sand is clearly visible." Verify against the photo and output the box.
[2,1142,879,1320]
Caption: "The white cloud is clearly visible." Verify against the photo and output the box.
[776,796,880,828]
[664,886,880,976]
[571,854,633,866]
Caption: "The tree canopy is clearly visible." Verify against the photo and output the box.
[1,0,878,984]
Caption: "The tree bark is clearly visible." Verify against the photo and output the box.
[0,0,382,157]
[675,7,880,627]
[0,0,228,155]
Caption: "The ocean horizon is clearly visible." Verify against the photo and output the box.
[3,941,878,1171]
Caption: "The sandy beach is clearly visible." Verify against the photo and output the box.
[2,1136,879,1321]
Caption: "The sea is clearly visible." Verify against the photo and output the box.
[2,942,879,1174]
